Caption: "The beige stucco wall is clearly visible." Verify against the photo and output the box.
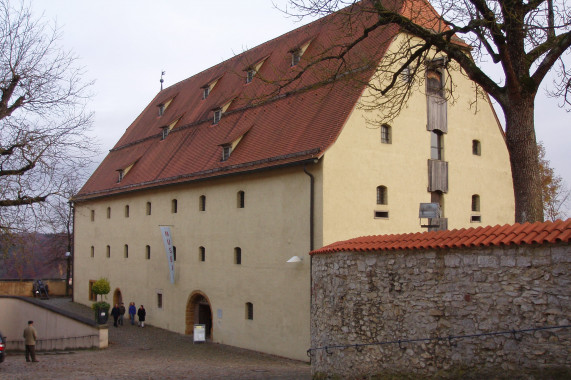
[321,35,514,244]
[0,297,106,350]
[74,167,314,361]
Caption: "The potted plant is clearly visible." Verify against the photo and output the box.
[91,278,111,324]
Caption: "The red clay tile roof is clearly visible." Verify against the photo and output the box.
[310,219,571,255]
[74,0,461,201]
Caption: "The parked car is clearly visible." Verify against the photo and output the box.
[0,332,5,363]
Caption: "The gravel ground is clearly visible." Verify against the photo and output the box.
[0,298,311,380]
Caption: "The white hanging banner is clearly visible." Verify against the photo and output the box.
[160,226,175,284]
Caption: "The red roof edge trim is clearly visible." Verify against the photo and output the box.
[310,219,571,256]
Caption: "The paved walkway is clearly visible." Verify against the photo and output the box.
[0,298,311,380]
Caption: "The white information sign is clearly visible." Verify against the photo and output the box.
[160,226,175,284]
[194,324,206,343]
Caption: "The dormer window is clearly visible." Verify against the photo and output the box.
[161,127,169,140]
[213,109,222,124]
[118,170,124,183]
[291,49,301,66]
[290,40,312,67]
[222,145,231,161]
[157,97,174,116]
[246,69,255,84]
[202,86,210,99]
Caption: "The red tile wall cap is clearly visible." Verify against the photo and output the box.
[310,219,571,255]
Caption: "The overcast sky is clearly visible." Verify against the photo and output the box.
[33,0,570,192]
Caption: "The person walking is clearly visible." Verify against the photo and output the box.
[137,305,146,328]
[23,320,39,362]
[128,302,136,325]
[111,304,121,327]
[118,303,126,326]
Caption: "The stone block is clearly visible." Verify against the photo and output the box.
[477,255,498,267]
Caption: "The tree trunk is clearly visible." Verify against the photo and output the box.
[504,99,544,223]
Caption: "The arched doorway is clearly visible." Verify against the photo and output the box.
[185,291,213,339]
[113,288,122,307]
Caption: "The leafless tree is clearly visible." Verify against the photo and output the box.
[277,0,571,223]
[0,0,96,232]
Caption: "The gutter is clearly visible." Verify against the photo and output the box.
[303,163,315,362]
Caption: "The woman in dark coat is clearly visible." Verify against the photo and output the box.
[137,305,146,327]
[111,304,120,327]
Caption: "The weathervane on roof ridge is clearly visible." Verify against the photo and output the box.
[160,71,166,91]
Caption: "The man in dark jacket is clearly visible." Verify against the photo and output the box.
[118,303,126,326]
[137,305,146,328]
[111,304,120,327]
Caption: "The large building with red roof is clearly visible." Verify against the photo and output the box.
[72,0,515,360]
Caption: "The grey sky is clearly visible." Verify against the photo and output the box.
[34,0,570,194]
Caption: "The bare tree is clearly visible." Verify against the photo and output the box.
[0,0,96,232]
[278,0,571,223]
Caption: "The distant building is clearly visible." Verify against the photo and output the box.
[72,0,514,360]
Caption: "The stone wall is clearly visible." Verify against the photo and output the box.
[310,243,570,378]
[0,279,67,297]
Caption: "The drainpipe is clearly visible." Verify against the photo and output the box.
[70,201,75,302]
[303,164,315,361]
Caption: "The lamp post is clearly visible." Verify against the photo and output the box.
[65,251,71,297]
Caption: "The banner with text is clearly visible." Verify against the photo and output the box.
[160,226,175,284]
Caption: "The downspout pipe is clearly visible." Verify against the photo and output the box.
[303,164,315,362]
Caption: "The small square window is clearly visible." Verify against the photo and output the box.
[161,127,169,140]
[157,293,163,309]
[213,109,222,124]
[381,124,391,144]
[199,195,206,211]
[237,191,245,208]
[291,50,301,66]
[246,69,254,84]
[89,280,97,301]
[472,140,481,156]
[375,211,389,219]
[471,215,482,223]
[199,246,206,262]
[222,146,231,161]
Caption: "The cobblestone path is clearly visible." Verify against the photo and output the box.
[0,298,311,379]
